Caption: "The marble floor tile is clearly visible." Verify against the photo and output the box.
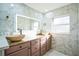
[44,49,66,56]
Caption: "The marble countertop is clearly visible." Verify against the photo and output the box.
[9,35,45,46]
[0,34,51,48]
[0,36,9,50]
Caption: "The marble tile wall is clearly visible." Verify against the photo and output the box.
[77,4,79,55]
[44,3,78,56]
[0,3,43,55]
[0,3,43,36]
[0,50,2,56]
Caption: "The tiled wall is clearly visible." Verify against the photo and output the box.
[77,4,79,55]
[0,50,2,55]
[0,3,43,55]
[0,3,43,36]
[44,4,79,56]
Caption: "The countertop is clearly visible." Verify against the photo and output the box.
[9,35,45,46]
[0,34,51,48]
[0,36,9,50]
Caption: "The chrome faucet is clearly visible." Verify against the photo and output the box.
[17,28,23,35]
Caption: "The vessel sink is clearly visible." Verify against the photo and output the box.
[6,35,25,42]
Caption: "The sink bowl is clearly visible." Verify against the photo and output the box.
[6,35,25,42]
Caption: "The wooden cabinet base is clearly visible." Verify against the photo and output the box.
[5,35,53,56]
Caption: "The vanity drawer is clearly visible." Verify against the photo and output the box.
[31,51,40,56]
[5,41,30,55]
[31,39,39,46]
[31,44,40,54]
[8,47,30,56]
[41,37,47,45]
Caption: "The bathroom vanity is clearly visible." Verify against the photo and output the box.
[5,34,53,56]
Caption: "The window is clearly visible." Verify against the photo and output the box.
[52,16,70,34]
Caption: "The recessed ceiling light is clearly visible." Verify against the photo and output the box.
[10,4,14,7]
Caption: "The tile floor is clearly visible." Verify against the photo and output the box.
[44,49,66,56]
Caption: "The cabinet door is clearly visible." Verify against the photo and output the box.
[47,39,51,51]
[8,48,30,56]
[46,35,52,51]
[30,39,40,56]
[41,44,46,55]
[40,37,47,55]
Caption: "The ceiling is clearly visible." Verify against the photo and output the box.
[26,3,70,13]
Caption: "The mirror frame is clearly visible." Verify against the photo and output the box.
[15,14,40,32]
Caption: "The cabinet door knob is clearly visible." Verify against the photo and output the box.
[19,46,22,48]
[28,47,30,49]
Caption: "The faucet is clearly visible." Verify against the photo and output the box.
[17,28,23,35]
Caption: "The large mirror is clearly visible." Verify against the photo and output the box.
[15,14,40,35]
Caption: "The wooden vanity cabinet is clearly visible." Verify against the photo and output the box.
[5,35,52,56]
[30,39,40,56]
[5,41,30,56]
[40,37,47,55]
